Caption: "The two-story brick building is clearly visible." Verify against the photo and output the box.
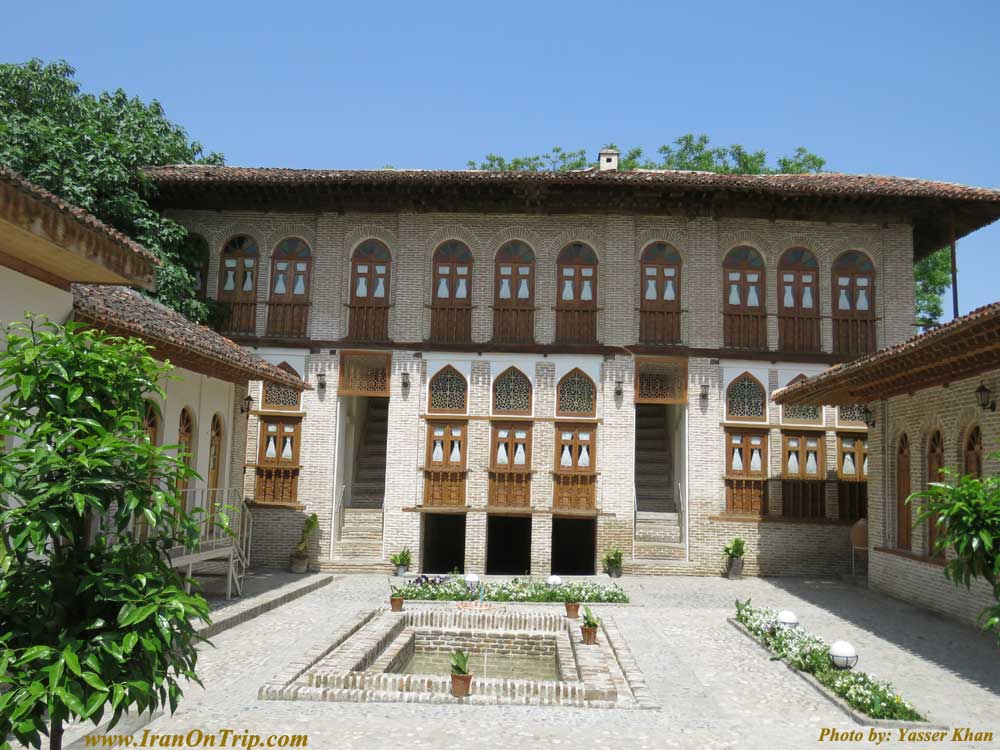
[146,154,1000,576]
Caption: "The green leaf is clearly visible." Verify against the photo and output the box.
[82,671,109,692]
[67,384,84,403]
[111,684,125,708]
[18,646,52,664]
[56,687,85,716]
[63,647,82,676]
[123,632,138,653]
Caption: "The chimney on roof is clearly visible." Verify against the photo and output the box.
[598,147,619,172]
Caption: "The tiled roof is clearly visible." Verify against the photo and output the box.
[72,284,308,390]
[147,164,1000,203]
[1,166,159,268]
[773,301,1000,406]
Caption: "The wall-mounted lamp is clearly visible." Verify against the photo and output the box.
[614,380,624,399]
[401,371,411,393]
[316,372,326,392]
[240,394,254,415]
[700,384,710,402]
[975,382,996,412]
[860,404,876,429]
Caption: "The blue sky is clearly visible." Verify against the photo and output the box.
[7,0,999,318]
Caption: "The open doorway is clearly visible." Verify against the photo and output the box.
[486,515,531,575]
[550,517,596,575]
[421,513,466,573]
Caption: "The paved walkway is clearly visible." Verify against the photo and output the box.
[60,575,1000,750]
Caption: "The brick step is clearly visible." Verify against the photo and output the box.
[320,558,394,574]
[635,472,671,484]
[636,496,677,513]
[632,540,686,560]
[334,540,383,558]
[635,522,681,543]
[344,499,384,510]
[636,440,667,451]
[635,450,670,463]
[341,508,384,521]
[356,467,386,481]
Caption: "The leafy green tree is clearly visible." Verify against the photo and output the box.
[469,134,952,325]
[910,461,1000,642]
[0,60,223,322]
[0,319,211,750]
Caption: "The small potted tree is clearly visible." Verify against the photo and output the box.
[290,513,319,573]
[601,547,624,578]
[389,585,405,612]
[391,547,412,577]
[450,649,473,697]
[580,606,600,644]
[723,537,746,579]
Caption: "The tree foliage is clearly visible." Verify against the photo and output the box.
[469,133,951,324]
[0,59,223,322]
[910,460,1000,641]
[0,319,212,750]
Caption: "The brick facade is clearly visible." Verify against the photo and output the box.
[166,207,916,577]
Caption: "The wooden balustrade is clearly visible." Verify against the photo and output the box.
[725,478,767,515]
[266,302,310,338]
[555,308,598,345]
[833,318,876,356]
[488,472,531,508]
[217,302,257,336]
[429,305,472,343]
[781,479,825,519]
[423,470,467,508]
[639,309,681,345]
[552,472,596,511]
[492,307,535,344]
[723,312,767,349]
[347,304,390,342]
[777,314,821,353]
[255,467,299,505]
[837,479,868,522]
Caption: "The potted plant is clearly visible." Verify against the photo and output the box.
[390,547,412,577]
[289,513,319,573]
[601,547,624,578]
[723,537,746,579]
[389,585,404,612]
[580,606,600,645]
[450,649,472,698]
[564,601,580,619]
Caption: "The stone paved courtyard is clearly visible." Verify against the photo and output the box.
[66,575,1000,749]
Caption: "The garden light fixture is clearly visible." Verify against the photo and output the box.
[777,610,799,628]
[240,394,254,414]
[614,380,624,399]
[700,384,710,402]
[860,404,876,428]
[401,371,411,393]
[547,574,563,587]
[316,372,326,391]
[975,382,996,412]
[464,573,480,589]
[829,640,859,670]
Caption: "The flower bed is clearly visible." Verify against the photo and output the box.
[392,575,629,603]
[734,599,924,722]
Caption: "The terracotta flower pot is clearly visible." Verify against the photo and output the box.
[581,626,598,645]
[389,596,404,612]
[564,602,580,619]
[450,672,473,698]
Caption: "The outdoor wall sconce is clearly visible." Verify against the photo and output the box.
[975,382,996,412]
[860,404,876,429]
[829,640,859,670]
[699,384,710,402]
[614,380,624,399]
[240,394,254,414]
[316,372,326,392]
[401,371,411,392]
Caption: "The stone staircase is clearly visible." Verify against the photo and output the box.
[633,404,684,560]
[350,398,389,510]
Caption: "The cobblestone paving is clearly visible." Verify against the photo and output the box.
[67,575,1000,749]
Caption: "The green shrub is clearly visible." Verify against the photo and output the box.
[723,537,746,558]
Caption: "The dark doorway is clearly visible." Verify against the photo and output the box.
[551,517,596,575]
[422,513,466,573]
[486,515,532,575]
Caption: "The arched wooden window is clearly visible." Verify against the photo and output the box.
[639,242,682,344]
[217,235,259,334]
[726,372,766,422]
[144,401,160,445]
[186,234,210,301]
[349,240,392,341]
[207,414,224,521]
[777,247,820,353]
[896,434,911,550]
[267,238,312,337]
[555,243,599,344]
[927,430,945,555]
[493,241,535,343]
[493,366,532,415]
[177,408,195,508]
[964,425,983,478]
[832,251,876,355]
[723,246,766,349]
[556,369,596,418]
[781,375,821,424]
[427,366,468,414]
[430,241,473,343]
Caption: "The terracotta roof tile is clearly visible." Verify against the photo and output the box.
[71,284,308,390]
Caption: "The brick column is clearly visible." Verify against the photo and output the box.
[464,512,487,574]
[530,513,552,575]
